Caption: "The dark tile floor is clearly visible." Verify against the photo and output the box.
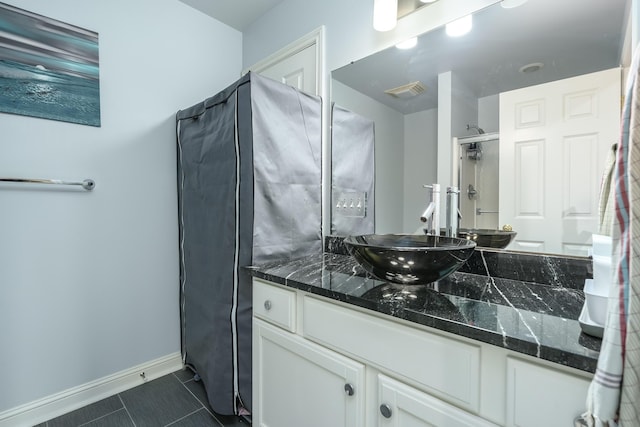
[35,369,251,427]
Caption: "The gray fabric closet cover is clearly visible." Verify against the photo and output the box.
[251,75,323,262]
[176,72,322,415]
[331,104,375,235]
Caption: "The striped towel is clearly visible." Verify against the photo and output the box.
[584,46,640,426]
[598,143,617,236]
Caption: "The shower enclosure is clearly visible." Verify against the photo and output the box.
[456,133,500,230]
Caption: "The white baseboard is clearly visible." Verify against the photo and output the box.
[0,352,183,427]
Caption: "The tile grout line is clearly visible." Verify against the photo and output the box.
[171,371,191,384]
[179,378,225,427]
[76,408,127,427]
[117,393,137,427]
[163,408,206,427]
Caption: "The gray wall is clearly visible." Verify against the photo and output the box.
[0,0,242,413]
[403,109,438,233]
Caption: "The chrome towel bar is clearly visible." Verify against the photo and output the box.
[0,177,95,191]
[476,208,498,215]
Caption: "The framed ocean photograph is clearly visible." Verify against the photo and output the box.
[0,2,100,127]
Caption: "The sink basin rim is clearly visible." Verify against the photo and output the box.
[343,234,477,252]
[457,228,517,249]
[458,228,516,236]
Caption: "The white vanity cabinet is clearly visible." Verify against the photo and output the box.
[252,278,593,426]
[252,280,366,427]
[376,374,498,427]
[253,319,365,427]
[505,357,592,426]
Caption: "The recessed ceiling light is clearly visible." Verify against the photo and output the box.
[420,0,438,3]
[446,15,472,37]
[396,37,417,49]
[519,62,544,73]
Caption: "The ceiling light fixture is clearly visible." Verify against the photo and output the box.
[395,37,417,49]
[373,0,398,32]
[446,14,472,37]
[419,0,438,3]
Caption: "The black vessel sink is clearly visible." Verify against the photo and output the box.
[343,234,476,285]
[457,228,517,249]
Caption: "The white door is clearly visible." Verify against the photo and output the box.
[253,44,316,93]
[243,27,330,239]
[243,27,322,95]
[253,319,365,427]
[377,374,498,427]
[499,68,620,255]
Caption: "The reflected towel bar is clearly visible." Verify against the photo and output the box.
[476,208,498,215]
[0,177,95,191]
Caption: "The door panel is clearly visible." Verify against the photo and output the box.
[254,320,365,427]
[257,44,316,94]
[506,357,590,426]
[377,374,497,427]
[243,28,321,96]
[499,68,620,255]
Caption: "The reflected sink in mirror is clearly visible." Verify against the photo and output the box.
[457,228,517,249]
[343,234,476,285]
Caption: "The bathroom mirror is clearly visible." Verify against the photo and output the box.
[331,0,630,256]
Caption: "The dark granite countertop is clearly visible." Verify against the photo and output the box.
[246,249,602,374]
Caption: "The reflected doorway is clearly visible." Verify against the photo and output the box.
[456,133,499,230]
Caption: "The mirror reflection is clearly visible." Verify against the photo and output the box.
[331,0,630,257]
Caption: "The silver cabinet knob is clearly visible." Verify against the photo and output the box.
[380,404,392,418]
[344,383,354,396]
[264,300,272,311]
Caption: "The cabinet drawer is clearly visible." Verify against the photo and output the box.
[506,357,591,427]
[253,279,296,332]
[303,296,480,411]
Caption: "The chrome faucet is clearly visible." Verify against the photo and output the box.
[420,184,440,236]
[445,187,461,238]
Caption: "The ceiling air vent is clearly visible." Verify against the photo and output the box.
[384,81,426,98]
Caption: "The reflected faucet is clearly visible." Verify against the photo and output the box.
[445,187,461,238]
[420,184,440,236]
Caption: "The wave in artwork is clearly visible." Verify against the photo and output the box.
[0,2,100,127]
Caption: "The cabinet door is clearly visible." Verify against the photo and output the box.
[506,357,591,426]
[377,374,498,427]
[253,319,365,427]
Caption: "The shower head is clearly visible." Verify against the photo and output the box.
[465,142,483,160]
[466,124,485,134]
